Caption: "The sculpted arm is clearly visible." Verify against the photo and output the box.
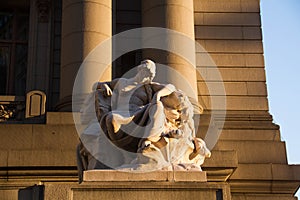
[97,79,120,97]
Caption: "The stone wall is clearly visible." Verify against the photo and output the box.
[194,0,267,112]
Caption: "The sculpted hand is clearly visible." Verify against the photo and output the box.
[97,83,113,97]
[104,84,113,96]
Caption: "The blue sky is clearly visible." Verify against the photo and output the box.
[260,0,300,197]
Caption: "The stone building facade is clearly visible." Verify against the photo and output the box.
[0,0,299,199]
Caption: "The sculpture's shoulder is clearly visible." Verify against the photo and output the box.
[149,82,165,92]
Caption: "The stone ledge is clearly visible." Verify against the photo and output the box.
[229,180,300,195]
[0,167,77,182]
[230,164,300,181]
[83,170,207,182]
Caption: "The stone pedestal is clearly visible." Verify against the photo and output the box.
[43,170,231,200]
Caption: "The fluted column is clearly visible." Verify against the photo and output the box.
[58,0,112,111]
[142,0,199,111]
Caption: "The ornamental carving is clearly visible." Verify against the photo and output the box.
[36,0,50,23]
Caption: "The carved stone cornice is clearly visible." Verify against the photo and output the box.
[36,0,50,23]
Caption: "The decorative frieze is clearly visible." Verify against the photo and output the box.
[36,0,50,23]
[0,97,25,122]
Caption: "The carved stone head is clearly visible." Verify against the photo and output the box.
[136,59,156,84]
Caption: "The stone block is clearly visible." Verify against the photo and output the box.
[230,164,273,180]
[44,183,76,200]
[243,27,262,39]
[219,129,281,141]
[272,164,298,180]
[198,81,248,96]
[0,124,33,150]
[246,82,267,96]
[31,124,78,150]
[46,112,78,125]
[222,121,278,131]
[194,0,241,12]
[214,141,288,164]
[202,150,238,168]
[194,13,261,26]
[194,12,204,25]
[83,170,171,182]
[245,54,265,66]
[0,151,8,167]
[71,186,216,200]
[232,194,297,200]
[32,125,60,150]
[43,181,233,200]
[195,26,243,40]
[195,26,262,40]
[83,170,207,182]
[173,171,207,182]
[194,0,260,13]
[197,67,267,81]
[230,164,300,182]
[241,0,260,12]
[197,53,264,68]
[199,96,269,111]
[292,165,300,180]
[0,189,17,200]
[197,53,245,67]
[196,40,263,54]
[7,150,76,167]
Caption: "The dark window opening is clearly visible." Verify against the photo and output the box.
[112,0,142,79]
[216,189,223,200]
[0,8,29,95]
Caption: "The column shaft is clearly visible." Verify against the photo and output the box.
[59,0,112,111]
[142,0,198,105]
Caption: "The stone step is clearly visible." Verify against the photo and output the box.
[213,140,288,164]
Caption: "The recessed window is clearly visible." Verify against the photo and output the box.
[0,9,29,95]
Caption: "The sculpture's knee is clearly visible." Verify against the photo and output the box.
[106,114,121,140]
